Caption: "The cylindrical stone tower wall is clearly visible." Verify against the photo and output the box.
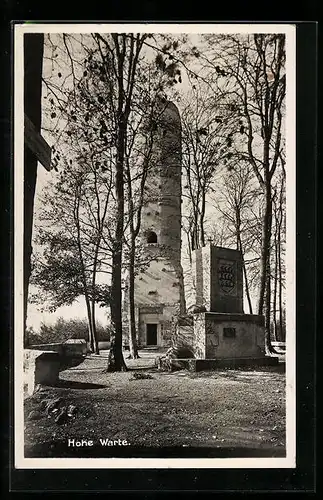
[133,97,186,347]
[139,98,182,259]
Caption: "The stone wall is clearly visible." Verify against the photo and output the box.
[28,339,87,357]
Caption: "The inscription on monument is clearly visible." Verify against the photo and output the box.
[218,259,237,295]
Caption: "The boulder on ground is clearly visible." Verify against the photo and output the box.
[130,372,154,380]
[54,406,68,424]
[46,397,63,415]
[67,404,78,417]
[27,410,43,421]
[156,346,195,371]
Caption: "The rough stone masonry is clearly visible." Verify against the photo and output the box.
[123,96,186,348]
[191,243,270,362]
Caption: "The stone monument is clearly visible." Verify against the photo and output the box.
[184,243,278,370]
[192,244,244,314]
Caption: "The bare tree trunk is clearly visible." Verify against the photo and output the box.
[127,235,140,359]
[278,202,284,342]
[258,182,272,317]
[110,212,127,370]
[199,216,205,248]
[258,223,268,316]
[199,191,206,247]
[84,293,94,352]
[107,32,147,371]
[264,268,273,353]
[192,210,199,250]
[107,34,129,372]
[258,181,275,353]
[238,237,253,314]
[278,241,284,341]
[124,149,147,360]
[74,191,97,354]
[242,254,253,315]
[186,229,193,266]
[90,299,99,354]
[273,216,279,341]
[90,242,100,354]
[236,214,253,314]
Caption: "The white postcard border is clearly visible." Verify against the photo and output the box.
[14,22,296,470]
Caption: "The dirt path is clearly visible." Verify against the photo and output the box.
[24,353,286,458]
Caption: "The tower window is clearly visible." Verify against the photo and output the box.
[146,231,157,244]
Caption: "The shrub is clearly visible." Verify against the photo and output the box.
[28,317,111,345]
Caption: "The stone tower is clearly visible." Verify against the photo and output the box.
[129,97,186,347]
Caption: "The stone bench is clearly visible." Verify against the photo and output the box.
[24,349,61,396]
[29,339,88,357]
[63,339,87,356]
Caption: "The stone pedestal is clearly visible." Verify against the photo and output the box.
[189,244,277,365]
[173,315,194,348]
[193,312,266,359]
[169,356,279,371]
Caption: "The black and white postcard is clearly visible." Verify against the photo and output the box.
[14,22,297,471]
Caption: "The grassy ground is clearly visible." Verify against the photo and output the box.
[24,350,286,458]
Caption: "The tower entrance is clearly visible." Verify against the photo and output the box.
[146,324,158,346]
